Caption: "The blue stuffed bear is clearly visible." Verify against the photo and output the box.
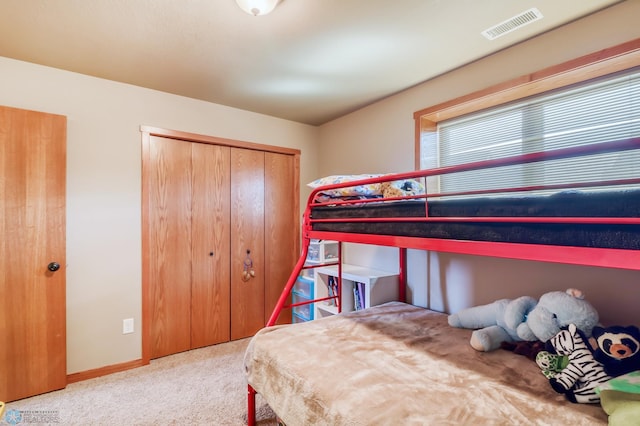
[448,288,599,352]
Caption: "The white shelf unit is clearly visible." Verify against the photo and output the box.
[313,264,399,319]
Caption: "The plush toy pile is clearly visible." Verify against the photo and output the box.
[448,288,640,409]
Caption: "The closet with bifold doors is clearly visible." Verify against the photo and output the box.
[142,127,299,360]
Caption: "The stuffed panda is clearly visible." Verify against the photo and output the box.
[592,325,640,378]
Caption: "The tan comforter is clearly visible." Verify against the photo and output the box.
[244,302,607,425]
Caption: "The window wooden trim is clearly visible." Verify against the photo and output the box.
[413,38,640,170]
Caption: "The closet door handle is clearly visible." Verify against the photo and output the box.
[242,249,255,281]
[47,262,61,272]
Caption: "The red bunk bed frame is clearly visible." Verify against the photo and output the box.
[246,136,640,425]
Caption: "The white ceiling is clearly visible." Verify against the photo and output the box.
[0,0,622,125]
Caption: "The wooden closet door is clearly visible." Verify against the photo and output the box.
[0,106,66,402]
[264,152,298,325]
[230,148,265,340]
[148,136,192,358]
[191,143,231,348]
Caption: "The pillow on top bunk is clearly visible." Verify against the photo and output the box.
[307,174,384,197]
[308,174,425,199]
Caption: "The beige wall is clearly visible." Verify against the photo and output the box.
[320,1,640,326]
[0,58,319,374]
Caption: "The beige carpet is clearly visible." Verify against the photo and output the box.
[5,338,277,425]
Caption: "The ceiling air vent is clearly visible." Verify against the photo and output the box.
[481,8,543,41]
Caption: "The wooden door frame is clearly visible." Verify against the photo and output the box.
[140,125,300,363]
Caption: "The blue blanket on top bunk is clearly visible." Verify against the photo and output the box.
[310,189,640,250]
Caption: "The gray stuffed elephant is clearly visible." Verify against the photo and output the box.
[511,288,599,343]
[448,288,599,352]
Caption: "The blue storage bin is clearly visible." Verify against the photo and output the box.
[293,275,314,299]
[292,313,308,324]
[292,293,313,321]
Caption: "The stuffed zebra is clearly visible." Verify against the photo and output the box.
[547,323,611,404]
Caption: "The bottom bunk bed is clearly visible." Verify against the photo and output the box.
[244,137,640,425]
[244,301,608,425]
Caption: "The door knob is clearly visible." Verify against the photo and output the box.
[47,262,61,272]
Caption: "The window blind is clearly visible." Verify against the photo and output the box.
[422,69,640,196]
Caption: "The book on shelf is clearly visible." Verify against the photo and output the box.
[353,282,365,311]
[327,275,338,306]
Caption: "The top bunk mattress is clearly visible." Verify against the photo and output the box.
[244,302,607,425]
[310,189,640,249]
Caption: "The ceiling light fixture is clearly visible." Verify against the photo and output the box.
[235,0,279,16]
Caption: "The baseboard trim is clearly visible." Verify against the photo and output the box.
[66,358,148,384]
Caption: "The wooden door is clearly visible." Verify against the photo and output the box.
[264,152,298,325]
[0,106,67,402]
[191,143,231,348]
[230,148,265,340]
[148,136,192,358]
